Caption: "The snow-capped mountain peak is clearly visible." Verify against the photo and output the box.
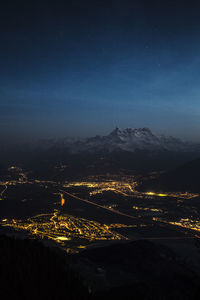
[35,127,199,154]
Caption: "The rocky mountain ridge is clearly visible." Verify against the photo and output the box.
[36,127,199,154]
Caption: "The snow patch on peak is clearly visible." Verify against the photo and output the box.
[36,127,200,154]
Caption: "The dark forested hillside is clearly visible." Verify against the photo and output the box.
[0,235,89,300]
[2,235,200,300]
[138,158,200,193]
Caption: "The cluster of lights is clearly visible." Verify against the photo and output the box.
[132,206,163,212]
[168,218,200,232]
[64,180,198,200]
[2,169,200,252]
[152,217,200,234]
[144,191,198,199]
[64,179,137,197]
[0,210,127,250]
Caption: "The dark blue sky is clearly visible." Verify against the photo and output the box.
[1,0,200,142]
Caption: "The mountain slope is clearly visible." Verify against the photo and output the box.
[36,127,199,154]
[138,157,200,192]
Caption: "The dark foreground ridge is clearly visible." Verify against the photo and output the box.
[1,234,200,300]
[0,235,88,300]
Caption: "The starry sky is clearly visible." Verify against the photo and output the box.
[1,0,200,142]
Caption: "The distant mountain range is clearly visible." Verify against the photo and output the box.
[36,127,200,154]
[1,128,200,177]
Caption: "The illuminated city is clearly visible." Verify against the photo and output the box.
[1,165,200,254]
[1,210,128,252]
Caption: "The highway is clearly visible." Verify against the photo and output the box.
[0,184,7,199]
[59,189,138,220]
[59,189,200,242]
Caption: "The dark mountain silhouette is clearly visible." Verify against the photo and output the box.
[138,157,200,192]
[1,234,200,300]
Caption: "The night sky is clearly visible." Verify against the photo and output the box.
[1,0,200,142]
